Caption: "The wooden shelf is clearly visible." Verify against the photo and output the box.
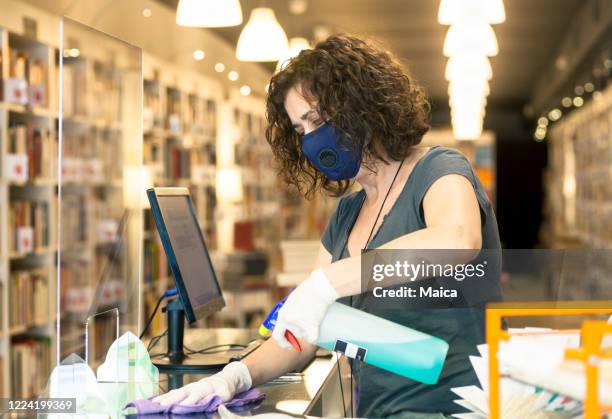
[9,318,52,336]
[8,247,54,260]
[1,102,57,118]
[4,178,57,186]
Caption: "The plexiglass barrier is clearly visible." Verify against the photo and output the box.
[43,16,155,415]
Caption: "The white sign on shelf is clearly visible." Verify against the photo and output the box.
[4,153,29,182]
[143,107,154,131]
[84,159,103,183]
[17,226,34,253]
[168,114,182,135]
[29,84,46,106]
[98,219,118,243]
[4,78,28,105]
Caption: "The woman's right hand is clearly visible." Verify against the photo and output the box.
[152,361,252,406]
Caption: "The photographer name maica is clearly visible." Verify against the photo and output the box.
[373,286,458,298]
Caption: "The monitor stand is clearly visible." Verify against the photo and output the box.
[152,299,233,373]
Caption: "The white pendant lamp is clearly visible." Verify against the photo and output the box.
[449,95,487,111]
[448,80,490,100]
[445,55,492,81]
[452,119,483,140]
[176,0,243,27]
[438,0,505,25]
[236,8,289,62]
[443,22,498,57]
[276,37,311,71]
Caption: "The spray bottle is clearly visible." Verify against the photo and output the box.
[260,298,449,385]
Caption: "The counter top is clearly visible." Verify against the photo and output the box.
[142,328,352,417]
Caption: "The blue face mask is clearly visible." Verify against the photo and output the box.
[300,122,362,181]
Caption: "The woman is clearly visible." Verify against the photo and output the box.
[154,34,501,418]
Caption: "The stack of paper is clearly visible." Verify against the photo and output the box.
[451,328,584,419]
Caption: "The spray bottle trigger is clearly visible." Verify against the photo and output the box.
[285,330,302,352]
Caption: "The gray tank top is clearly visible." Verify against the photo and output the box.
[321,146,502,416]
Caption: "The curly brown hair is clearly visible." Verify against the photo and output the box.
[265,33,430,197]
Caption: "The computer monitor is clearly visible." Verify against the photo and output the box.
[147,187,224,323]
[147,187,230,372]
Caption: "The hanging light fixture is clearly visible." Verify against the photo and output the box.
[276,37,311,71]
[443,22,498,57]
[438,0,504,141]
[448,80,490,99]
[438,0,505,25]
[445,54,492,81]
[176,0,243,27]
[452,116,484,140]
[236,8,289,62]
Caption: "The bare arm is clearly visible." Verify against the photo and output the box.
[242,245,333,386]
[321,174,483,296]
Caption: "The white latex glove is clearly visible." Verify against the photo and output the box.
[272,268,339,348]
[152,361,252,406]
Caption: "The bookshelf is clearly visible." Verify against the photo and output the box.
[0,25,56,398]
[140,55,225,336]
[544,83,612,248]
[0,13,144,396]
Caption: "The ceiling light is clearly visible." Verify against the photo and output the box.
[584,82,594,93]
[445,55,492,81]
[555,56,567,70]
[452,117,483,140]
[534,128,546,141]
[228,71,239,81]
[574,85,584,96]
[561,97,572,107]
[313,25,331,42]
[276,37,311,71]
[537,117,549,127]
[236,8,289,62]
[438,0,505,25]
[448,79,490,98]
[451,108,486,123]
[449,95,487,111]
[548,108,562,121]
[573,96,584,107]
[176,0,243,28]
[214,62,225,72]
[142,7,152,18]
[240,85,251,96]
[192,49,205,60]
[443,22,498,57]
[288,0,308,15]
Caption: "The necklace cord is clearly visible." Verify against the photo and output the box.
[340,157,405,415]
[362,158,405,250]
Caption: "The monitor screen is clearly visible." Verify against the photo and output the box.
[150,190,224,322]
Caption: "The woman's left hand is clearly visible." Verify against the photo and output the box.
[272,268,339,348]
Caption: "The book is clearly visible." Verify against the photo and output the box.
[28,58,47,107]
[143,238,168,287]
[164,139,191,180]
[7,123,53,181]
[8,200,50,254]
[9,270,49,328]
[11,337,51,398]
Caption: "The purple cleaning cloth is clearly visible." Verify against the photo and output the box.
[125,388,264,415]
